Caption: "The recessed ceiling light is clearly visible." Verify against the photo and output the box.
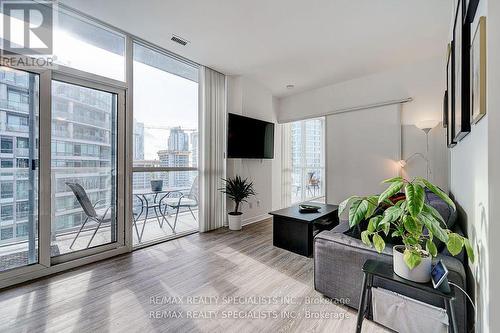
[286,84,295,89]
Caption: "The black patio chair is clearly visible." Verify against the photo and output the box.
[164,177,198,231]
[66,182,111,249]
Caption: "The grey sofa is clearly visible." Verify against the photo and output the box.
[314,190,468,332]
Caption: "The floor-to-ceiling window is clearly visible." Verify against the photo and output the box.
[0,67,39,272]
[132,43,199,246]
[0,1,199,285]
[289,117,325,204]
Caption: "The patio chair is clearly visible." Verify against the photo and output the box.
[164,177,198,231]
[66,182,111,249]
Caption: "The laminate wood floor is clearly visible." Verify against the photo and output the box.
[0,219,389,333]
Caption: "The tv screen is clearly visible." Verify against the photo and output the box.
[227,113,274,159]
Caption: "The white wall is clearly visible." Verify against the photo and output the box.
[448,0,493,331]
[226,76,282,225]
[277,57,449,192]
[486,0,500,330]
[326,105,401,204]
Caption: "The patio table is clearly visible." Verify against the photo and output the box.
[133,187,189,242]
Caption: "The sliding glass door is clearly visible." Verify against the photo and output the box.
[50,79,119,257]
[0,66,39,272]
[132,42,199,246]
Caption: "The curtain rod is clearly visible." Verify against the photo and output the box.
[278,97,413,124]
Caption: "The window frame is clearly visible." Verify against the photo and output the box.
[130,40,200,249]
[0,1,201,287]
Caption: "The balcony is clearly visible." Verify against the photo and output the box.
[291,167,325,204]
[5,124,29,133]
[15,148,29,157]
[0,100,30,112]
[0,207,198,270]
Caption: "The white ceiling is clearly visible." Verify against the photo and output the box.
[61,0,452,97]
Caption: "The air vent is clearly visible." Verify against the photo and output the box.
[171,35,189,46]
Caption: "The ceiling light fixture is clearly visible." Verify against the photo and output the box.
[286,84,295,89]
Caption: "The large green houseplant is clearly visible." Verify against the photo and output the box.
[220,176,256,230]
[339,177,475,282]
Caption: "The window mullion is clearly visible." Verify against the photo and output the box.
[38,70,52,268]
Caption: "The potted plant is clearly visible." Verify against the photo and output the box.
[339,177,475,283]
[220,176,256,230]
[150,173,163,192]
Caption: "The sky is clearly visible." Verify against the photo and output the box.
[54,26,199,161]
[133,61,198,160]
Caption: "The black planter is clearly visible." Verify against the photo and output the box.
[150,180,163,192]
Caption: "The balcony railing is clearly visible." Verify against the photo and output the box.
[0,100,30,112]
[5,124,29,133]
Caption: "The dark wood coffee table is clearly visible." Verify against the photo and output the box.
[269,203,339,257]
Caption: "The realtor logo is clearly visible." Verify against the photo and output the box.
[1,0,53,55]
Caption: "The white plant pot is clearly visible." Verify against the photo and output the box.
[228,213,242,231]
[393,245,432,283]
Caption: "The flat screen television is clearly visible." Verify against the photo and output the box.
[227,113,274,159]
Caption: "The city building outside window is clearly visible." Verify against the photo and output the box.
[1,205,13,222]
[1,137,13,153]
[0,182,13,200]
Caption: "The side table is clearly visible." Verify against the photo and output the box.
[356,259,457,333]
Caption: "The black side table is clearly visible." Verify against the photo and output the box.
[356,259,457,333]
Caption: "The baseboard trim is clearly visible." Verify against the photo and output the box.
[242,213,272,226]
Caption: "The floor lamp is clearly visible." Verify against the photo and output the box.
[400,120,440,180]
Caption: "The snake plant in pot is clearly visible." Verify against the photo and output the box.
[339,177,475,283]
[220,176,256,230]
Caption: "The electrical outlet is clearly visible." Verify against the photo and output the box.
[257,200,261,207]
[249,202,253,209]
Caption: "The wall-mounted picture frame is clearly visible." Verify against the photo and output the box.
[471,16,486,124]
[465,0,480,23]
[447,42,456,148]
[453,0,471,142]
[443,90,448,128]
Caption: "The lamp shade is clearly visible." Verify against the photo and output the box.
[415,120,440,131]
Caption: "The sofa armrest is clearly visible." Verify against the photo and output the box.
[314,230,393,308]
[331,220,351,234]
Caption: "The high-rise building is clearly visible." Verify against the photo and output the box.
[0,67,117,246]
[157,150,190,187]
[190,131,198,168]
[133,119,145,160]
[168,127,189,151]
[0,68,36,244]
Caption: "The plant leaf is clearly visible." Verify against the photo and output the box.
[361,231,372,246]
[368,216,382,232]
[381,222,390,236]
[463,238,475,263]
[420,178,456,210]
[365,196,379,218]
[348,199,369,228]
[419,210,449,243]
[447,233,464,256]
[338,195,360,217]
[426,239,438,257]
[422,204,445,226]
[382,176,404,184]
[380,206,402,225]
[372,234,385,253]
[391,230,401,238]
[378,181,404,205]
[403,215,420,235]
[405,183,425,218]
[403,248,422,270]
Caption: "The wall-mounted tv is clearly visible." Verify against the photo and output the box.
[227,113,274,159]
